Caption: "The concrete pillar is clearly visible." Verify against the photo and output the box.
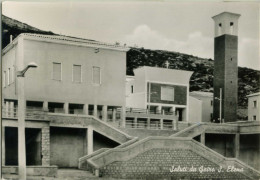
[112,108,117,122]
[43,101,48,112]
[121,106,126,128]
[41,126,50,166]
[172,120,177,131]
[170,106,175,114]
[160,119,163,130]
[87,126,93,155]
[147,118,150,129]
[102,105,107,122]
[2,127,5,166]
[10,101,14,117]
[83,129,88,155]
[5,101,9,117]
[234,133,240,158]
[64,102,69,114]
[93,105,98,117]
[83,104,89,115]
[156,105,162,114]
[134,117,137,128]
[201,132,205,145]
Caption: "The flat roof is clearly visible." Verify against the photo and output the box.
[190,91,213,97]
[247,92,260,97]
[3,33,130,54]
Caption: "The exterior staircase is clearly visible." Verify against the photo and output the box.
[78,136,260,179]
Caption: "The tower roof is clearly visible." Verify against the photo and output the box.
[212,12,241,20]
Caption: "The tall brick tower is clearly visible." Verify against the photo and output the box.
[212,12,240,123]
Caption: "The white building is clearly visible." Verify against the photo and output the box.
[247,92,260,121]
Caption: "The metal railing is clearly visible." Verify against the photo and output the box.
[2,107,47,119]
[125,120,177,130]
[125,107,175,115]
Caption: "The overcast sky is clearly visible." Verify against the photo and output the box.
[2,1,260,70]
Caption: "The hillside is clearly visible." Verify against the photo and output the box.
[2,15,55,48]
[2,15,260,108]
[127,48,260,107]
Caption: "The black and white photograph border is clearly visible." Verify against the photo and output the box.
[1,1,260,180]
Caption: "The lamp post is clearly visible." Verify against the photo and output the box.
[17,62,38,180]
[214,88,222,123]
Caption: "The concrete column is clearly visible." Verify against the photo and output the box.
[172,120,177,131]
[41,126,50,166]
[88,126,93,155]
[121,106,126,128]
[234,133,240,158]
[170,106,175,114]
[10,101,14,117]
[83,104,89,115]
[64,102,69,114]
[147,118,150,129]
[93,105,98,117]
[83,129,88,155]
[5,101,9,117]
[43,101,48,112]
[160,119,163,130]
[156,105,162,114]
[2,127,5,166]
[134,117,137,128]
[102,105,107,122]
[112,108,117,122]
[200,132,205,145]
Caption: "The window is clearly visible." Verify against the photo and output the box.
[219,23,222,27]
[73,65,82,83]
[253,116,257,121]
[131,85,134,94]
[230,22,234,26]
[211,100,213,106]
[92,66,101,84]
[53,62,62,81]
[3,71,6,87]
[10,67,13,84]
[253,100,257,108]
[161,86,174,101]
[7,68,10,85]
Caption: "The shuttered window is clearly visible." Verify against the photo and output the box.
[73,65,81,82]
[161,86,174,101]
[53,62,62,80]
[93,66,101,84]
[7,68,10,85]
[3,71,6,87]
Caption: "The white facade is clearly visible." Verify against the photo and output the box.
[190,91,213,122]
[247,92,260,121]
[126,66,193,122]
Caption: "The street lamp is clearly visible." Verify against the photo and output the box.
[17,62,38,180]
[214,88,222,123]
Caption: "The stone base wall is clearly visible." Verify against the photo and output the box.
[42,126,50,166]
[100,148,248,179]
[2,166,58,177]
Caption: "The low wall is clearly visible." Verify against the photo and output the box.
[2,165,58,177]
[87,137,260,179]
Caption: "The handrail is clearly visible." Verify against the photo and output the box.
[86,136,260,179]
[78,136,139,170]
[171,122,203,137]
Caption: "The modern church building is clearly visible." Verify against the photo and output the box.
[2,12,260,179]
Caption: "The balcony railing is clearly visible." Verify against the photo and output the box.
[2,107,47,120]
[125,107,175,116]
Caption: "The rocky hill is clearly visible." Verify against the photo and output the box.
[127,48,260,108]
[2,15,260,108]
[2,15,54,48]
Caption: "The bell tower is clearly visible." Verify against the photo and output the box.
[212,12,240,123]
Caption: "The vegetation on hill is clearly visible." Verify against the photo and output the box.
[127,48,260,107]
[2,15,260,107]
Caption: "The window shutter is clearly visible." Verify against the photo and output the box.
[93,67,100,84]
[73,65,81,82]
[161,86,174,101]
[53,63,61,80]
